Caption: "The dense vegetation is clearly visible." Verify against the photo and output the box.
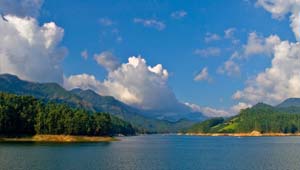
[0,74,196,133]
[187,103,300,134]
[0,93,135,136]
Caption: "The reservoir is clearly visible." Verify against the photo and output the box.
[1,135,300,170]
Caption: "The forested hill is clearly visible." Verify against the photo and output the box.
[187,102,300,134]
[0,92,136,136]
[0,74,195,133]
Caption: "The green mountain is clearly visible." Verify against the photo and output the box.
[0,74,195,133]
[0,74,91,109]
[187,102,300,134]
[70,88,195,133]
[0,92,136,136]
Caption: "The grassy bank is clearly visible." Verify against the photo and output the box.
[0,135,118,143]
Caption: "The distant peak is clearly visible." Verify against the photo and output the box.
[0,73,19,79]
[70,88,97,95]
[277,98,300,108]
[252,102,272,108]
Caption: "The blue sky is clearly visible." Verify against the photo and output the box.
[40,0,292,108]
[1,0,300,117]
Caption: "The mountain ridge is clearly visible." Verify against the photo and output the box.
[187,100,300,134]
[0,74,196,133]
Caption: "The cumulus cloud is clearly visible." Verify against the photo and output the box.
[0,15,66,83]
[233,39,300,105]
[185,102,232,117]
[170,10,187,19]
[256,0,299,19]
[81,49,88,60]
[232,3,300,104]
[64,56,234,118]
[64,74,102,91]
[94,51,120,71]
[100,57,174,110]
[204,33,221,43]
[218,60,240,77]
[133,18,165,31]
[230,102,252,114]
[218,32,280,78]
[0,0,43,18]
[65,56,176,110]
[194,67,212,82]
[243,32,281,57]
[194,47,221,57]
[257,0,300,40]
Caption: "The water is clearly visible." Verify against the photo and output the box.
[1,135,300,170]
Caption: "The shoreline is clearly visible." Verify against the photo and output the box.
[0,135,118,143]
[179,131,300,137]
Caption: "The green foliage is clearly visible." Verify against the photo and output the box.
[0,92,135,136]
[188,103,300,134]
[187,118,224,133]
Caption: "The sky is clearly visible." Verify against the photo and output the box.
[0,0,300,118]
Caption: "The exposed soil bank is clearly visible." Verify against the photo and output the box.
[0,135,118,143]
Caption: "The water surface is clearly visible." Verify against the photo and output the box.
[1,135,300,170]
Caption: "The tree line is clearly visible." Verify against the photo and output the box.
[0,92,136,136]
[188,103,300,134]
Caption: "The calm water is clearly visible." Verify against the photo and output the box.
[1,135,300,170]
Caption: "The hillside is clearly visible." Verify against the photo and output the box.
[187,102,300,134]
[0,92,136,136]
[0,74,195,133]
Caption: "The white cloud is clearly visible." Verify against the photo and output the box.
[290,11,300,41]
[133,18,165,31]
[230,102,252,114]
[257,0,300,40]
[205,33,221,43]
[94,51,120,71]
[64,56,183,112]
[243,32,281,57]
[0,15,66,83]
[194,67,211,82]
[99,17,114,26]
[184,102,232,117]
[194,47,221,57]
[171,10,187,19]
[0,0,43,17]
[64,56,236,118]
[230,7,300,104]
[218,60,240,77]
[81,49,88,60]
[64,74,102,91]
[256,0,300,19]
[233,39,300,105]
[224,28,236,39]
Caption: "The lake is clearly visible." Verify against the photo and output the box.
[1,135,300,170]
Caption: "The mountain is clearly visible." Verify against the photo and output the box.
[0,74,91,109]
[0,92,136,136]
[141,110,206,122]
[0,74,196,133]
[277,98,300,108]
[70,88,196,132]
[187,102,300,134]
